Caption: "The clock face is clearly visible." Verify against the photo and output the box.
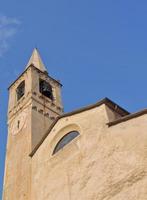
[10,109,28,136]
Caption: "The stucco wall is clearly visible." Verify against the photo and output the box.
[3,105,32,200]
[31,104,147,200]
[4,65,63,200]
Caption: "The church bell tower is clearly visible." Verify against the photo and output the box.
[3,49,63,199]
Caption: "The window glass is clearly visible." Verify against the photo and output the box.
[53,131,80,154]
[16,81,25,101]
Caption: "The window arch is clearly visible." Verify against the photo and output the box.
[52,131,80,155]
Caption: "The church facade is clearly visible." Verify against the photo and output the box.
[3,49,147,200]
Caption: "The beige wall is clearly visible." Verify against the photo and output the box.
[5,66,147,200]
[3,105,32,200]
[31,104,147,200]
[3,65,63,200]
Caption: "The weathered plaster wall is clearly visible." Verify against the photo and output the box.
[3,65,63,200]
[31,105,147,200]
[105,105,122,122]
[3,105,32,200]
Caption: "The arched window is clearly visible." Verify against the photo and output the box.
[16,81,25,101]
[39,79,53,100]
[53,131,80,155]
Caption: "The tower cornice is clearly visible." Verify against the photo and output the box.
[8,64,62,90]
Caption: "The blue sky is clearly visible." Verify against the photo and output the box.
[1,0,147,198]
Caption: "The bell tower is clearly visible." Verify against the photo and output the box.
[3,49,63,200]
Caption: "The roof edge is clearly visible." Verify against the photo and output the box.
[29,97,129,157]
[107,109,147,127]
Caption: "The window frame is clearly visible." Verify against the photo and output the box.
[52,131,80,155]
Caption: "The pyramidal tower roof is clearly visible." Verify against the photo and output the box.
[26,48,47,72]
